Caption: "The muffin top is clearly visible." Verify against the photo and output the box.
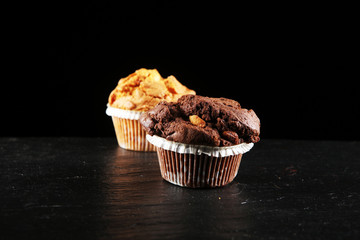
[140,95,260,146]
[108,68,195,111]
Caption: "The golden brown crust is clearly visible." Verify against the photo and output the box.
[108,69,195,111]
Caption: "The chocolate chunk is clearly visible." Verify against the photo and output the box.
[221,131,240,145]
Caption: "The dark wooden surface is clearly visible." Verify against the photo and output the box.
[1,138,359,239]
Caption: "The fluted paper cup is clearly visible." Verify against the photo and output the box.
[106,105,156,151]
[146,135,254,188]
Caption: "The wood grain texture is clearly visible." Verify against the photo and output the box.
[1,138,359,239]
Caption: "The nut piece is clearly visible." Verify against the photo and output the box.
[189,115,206,128]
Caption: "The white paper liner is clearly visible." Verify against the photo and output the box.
[146,135,254,157]
[105,104,143,120]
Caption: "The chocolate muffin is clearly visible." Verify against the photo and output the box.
[140,94,260,146]
[140,95,260,188]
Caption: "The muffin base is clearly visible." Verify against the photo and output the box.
[156,147,242,188]
[111,116,156,151]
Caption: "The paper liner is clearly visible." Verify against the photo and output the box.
[146,135,254,157]
[157,148,242,188]
[106,105,143,120]
[148,135,254,188]
[106,105,156,151]
[111,117,156,151]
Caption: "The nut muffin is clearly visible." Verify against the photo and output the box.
[106,68,195,151]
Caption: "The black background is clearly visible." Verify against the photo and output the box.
[2,1,359,140]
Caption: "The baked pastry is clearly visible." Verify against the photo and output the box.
[106,68,195,151]
[108,68,195,111]
[140,94,260,187]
